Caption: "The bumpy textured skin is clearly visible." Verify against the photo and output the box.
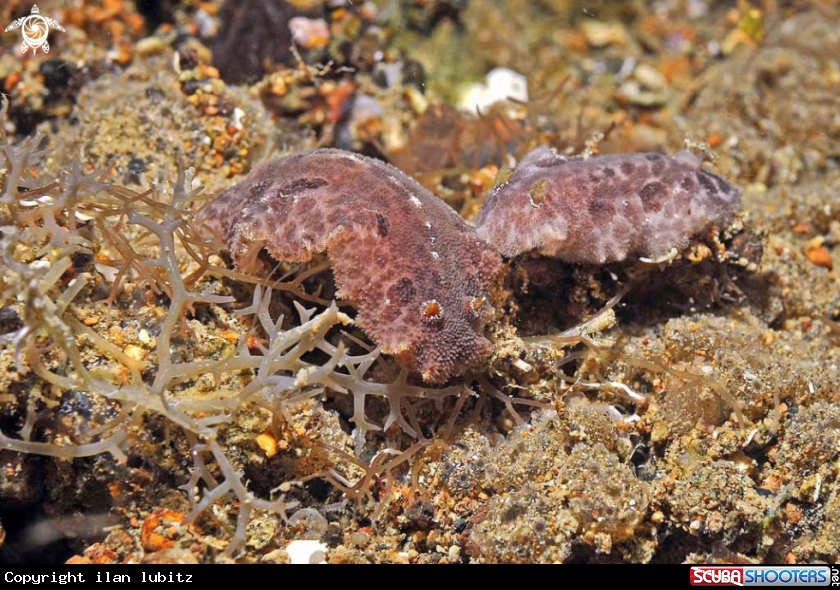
[198,149,502,383]
[476,147,742,263]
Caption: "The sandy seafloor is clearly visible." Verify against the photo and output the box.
[0,0,839,564]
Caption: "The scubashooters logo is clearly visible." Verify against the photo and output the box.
[4,5,65,54]
[690,566,839,587]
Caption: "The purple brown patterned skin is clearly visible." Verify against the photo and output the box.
[198,149,502,383]
[476,147,742,264]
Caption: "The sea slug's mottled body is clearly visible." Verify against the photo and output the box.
[476,147,742,263]
[199,149,502,383]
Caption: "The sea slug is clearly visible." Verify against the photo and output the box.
[198,149,502,383]
[476,147,741,263]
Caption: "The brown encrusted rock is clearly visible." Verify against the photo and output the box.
[198,149,502,383]
[476,147,741,263]
[212,0,308,85]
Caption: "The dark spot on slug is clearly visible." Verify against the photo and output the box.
[680,175,697,193]
[532,154,567,168]
[394,277,416,304]
[639,181,669,213]
[588,198,616,223]
[278,177,329,197]
[376,213,389,237]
